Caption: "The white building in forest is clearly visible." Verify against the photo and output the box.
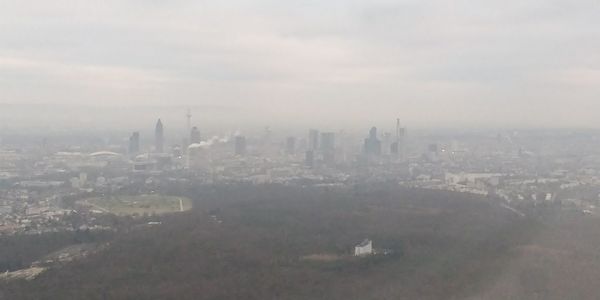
[354,239,373,256]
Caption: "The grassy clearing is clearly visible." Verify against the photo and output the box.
[83,195,192,216]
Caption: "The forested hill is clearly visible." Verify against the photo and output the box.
[1,185,535,300]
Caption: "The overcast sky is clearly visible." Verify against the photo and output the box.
[1,1,599,129]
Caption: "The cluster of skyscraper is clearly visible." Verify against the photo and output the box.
[127,113,406,171]
[390,119,406,157]
[128,113,208,155]
[303,120,406,168]
[304,129,336,167]
[363,120,406,158]
[128,119,167,157]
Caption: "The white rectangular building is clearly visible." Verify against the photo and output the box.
[354,239,373,256]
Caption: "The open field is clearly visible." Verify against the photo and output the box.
[0,267,45,281]
[80,195,192,216]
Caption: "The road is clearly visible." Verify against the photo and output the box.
[84,200,109,213]
[500,203,526,217]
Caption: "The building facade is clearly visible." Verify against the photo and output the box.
[354,239,373,256]
[155,119,164,153]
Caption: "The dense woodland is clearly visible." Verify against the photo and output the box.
[2,184,592,299]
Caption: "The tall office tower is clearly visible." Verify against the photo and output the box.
[397,127,406,158]
[364,127,382,156]
[190,126,201,144]
[390,142,399,155]
[391,119,406,157]
[129,132,140,155]
[308,129,319,150]
[234,136,247,156]
[320,132,336,165]
[285,137,296,155]
[155,119,164,153]
[423,143,438,162]
[320,132,335,151]
[305,150,315,167]
[382,131,392,155]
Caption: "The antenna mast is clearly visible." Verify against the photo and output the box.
[186,108,192,133]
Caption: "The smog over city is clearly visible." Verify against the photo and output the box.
[2,1,600,300]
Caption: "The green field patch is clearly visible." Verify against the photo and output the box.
[81,195,192,216]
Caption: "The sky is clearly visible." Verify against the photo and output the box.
[0,0,599,130]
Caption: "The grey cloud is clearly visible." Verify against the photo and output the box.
[0,0,599,129]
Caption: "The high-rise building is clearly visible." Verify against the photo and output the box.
[391,119,406,159]
[285,137,296,155]
[235,136,247,156]
[320,132,336,165]
[320,132,335,152]
[426,143,439,162]
[308,129,319,150]
[129,132,140,155]
[155,119,164,153]
[382,131,392,155]
[305,150,315,167]
[390,142,399,155]
[364,127,381,156]
[190,127,201,144]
